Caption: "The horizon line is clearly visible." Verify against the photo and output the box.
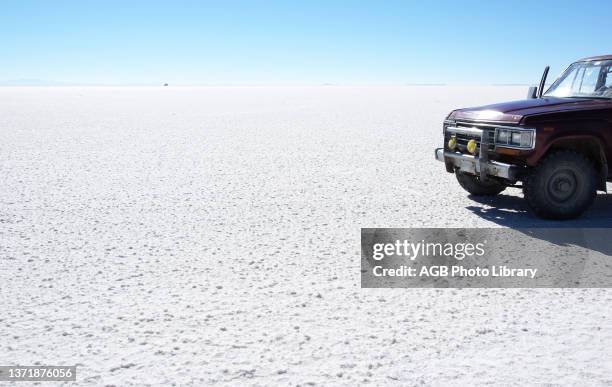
[0,82,534,87]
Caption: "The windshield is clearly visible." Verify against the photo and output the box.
[544,60,612,99]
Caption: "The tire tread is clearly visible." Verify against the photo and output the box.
[523,150,597,220]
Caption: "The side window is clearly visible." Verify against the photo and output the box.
[605,67,612,87]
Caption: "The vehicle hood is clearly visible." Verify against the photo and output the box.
[450,97,610,124]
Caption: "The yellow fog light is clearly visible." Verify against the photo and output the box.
[447,136,457,150]
[467,139,478,154]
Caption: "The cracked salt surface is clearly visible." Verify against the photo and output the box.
[1,86,612,386]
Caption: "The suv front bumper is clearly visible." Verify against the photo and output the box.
[435,148,518,180]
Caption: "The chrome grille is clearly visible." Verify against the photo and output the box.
[445,123,496,153]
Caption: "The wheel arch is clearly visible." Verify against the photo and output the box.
[541,136,608,191]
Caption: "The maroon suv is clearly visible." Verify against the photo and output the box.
[436,55,612,219]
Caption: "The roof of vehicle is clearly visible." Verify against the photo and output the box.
[577,54,612,62]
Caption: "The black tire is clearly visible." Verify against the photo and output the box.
[523,150,597,220]
[455,172,506,196]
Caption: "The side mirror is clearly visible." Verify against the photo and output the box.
[527,86,538,99]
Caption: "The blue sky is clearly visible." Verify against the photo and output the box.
[1,0,611,85]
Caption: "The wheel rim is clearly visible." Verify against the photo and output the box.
[546,169,578,203]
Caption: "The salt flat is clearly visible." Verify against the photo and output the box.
[1,86,611,386]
